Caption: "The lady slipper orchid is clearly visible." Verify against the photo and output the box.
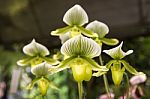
[102,42,138,85]
[51,35,108,82]
[27,62,59,96]
[86,20,119,46]
[17,39,59,66]
[51,4,96,38]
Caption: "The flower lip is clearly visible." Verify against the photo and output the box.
[103,41,133,59]
[63,4,88,26]
[23,39,50,56]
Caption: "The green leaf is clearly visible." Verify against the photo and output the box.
[49,56,76,74]
[86,20,109,38]
[63,4,88,26]
[23,39,49,56]
[120,60,138,75]
[61,35,101,58]
[17,56,36,66]
[81,56,108,71]
[77,26,97,37]
[26,77,41,89]
[101,38,119,46]
[51,26,73,36]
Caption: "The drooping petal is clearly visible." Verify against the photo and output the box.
[86,20,109,38]
[49,56,76,74]
[51,26,73,36]
[103,41,133,59]
[63,4,88,26]
[101,38,119,46]
[23,39,49,56]
[93,71,107,77]
[120,60,138,75]
[81,56,108,71]
[31,62,52,76]
[26,77,41,89]
[44,77,59,91]
[40,56,60,65]
[17,57,35,66]
[77,26,98,37]
[61,35,101,58]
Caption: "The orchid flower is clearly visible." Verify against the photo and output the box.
[102,42,138,85]
[86,20,119,46]
[51,4,97,39]
[27,62,59,96]
[17,39,59,67]
[50,35,108,82]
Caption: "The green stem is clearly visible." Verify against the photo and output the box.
[99,55,111,99]
[78,82,83,99]
[124,72,130,99]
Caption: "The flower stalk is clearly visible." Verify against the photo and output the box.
[99,55,111,99]
[78,82,84,99]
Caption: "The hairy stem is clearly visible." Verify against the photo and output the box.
[78,82,83,99]
[99,55,111,99]
[124,72,130,99]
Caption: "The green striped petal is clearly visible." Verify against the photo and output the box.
[61,35,101,58]
[86,20,109,38]
[31,62,52,76]
[103,41,133,59]
[23,39,49,56]
[63,4,88,26]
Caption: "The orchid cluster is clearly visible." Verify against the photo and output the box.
[17,4,145,99]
